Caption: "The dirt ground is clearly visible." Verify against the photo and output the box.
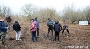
[0,21,90,49]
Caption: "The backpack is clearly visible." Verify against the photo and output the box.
[47,20,54,27]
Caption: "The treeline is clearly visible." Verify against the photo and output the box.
[0,4,90,23]
[62,5,90,23]
[0,6,12,17]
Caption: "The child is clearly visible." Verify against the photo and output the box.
[53,20,62,41]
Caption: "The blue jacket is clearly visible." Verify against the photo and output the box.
[0,21,8,32]
[35,20,39,28]
[47,20,54,28]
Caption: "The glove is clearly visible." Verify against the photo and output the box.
[5,27,9,29]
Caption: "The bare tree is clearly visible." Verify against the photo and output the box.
[83,6,90,19]
[33,8,60,22]
[21,4,37,20]
[62,5,83,23]
[0,6,11,17]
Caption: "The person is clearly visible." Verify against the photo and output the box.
[0,17,8,45]
[62,23,69,35]
[0,17,2,39]
[47,18,54,37]
[53,20,62,41]
[13,21,21,40]
[30,19,37,42]
[35,17,40,37]
[87,18,90,24]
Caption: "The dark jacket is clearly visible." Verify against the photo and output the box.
[0,21,8,32]
[13,21,21,31]
[47,20,54,28]
[63,25,68,29]
[54,21,62,32]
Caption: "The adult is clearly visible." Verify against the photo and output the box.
[62,23,69,35]
[53,20,62,41]
[35,17,40,37]
[47,18,54,37]
[30,19,37,42]
[13,21,21,40]
[0,17,8,45]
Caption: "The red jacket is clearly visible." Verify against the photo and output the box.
[31,21,37,31]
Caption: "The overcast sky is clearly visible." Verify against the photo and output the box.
[0,0,90,14]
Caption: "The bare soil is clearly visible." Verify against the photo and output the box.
[0,21,90,49]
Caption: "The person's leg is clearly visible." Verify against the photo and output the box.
[56,32,59,41]
[57,32,60,41]
[1,32,6,45]
[37,28,39,37]
[18,31,21,40]
[54,32,56,41]
[67,29,69,34]
[62,29,65,35]
[47,27,50,37]
[17,31,20,40]
[34,31,37,41]
[32,31,34,42]
[51,28,53,36]
[0,32,1,39]
[16,31,18,40]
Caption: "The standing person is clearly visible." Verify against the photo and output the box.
[13,21,21,40]
[53,20,62,41]
[47,18,54,37]
[62,23,69,35]
[0,17,2,40]
[0,17,8,45]
[35,17,40,37]
[30,19,37,42]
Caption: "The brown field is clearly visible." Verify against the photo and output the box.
[0,21,90,49]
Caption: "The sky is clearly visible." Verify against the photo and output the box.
[0,0,90,14]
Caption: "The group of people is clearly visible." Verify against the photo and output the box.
[0,17,70,45]
[30,17,40,42]
[47,18,69,41]
[0,17,22,45]
[30,18,70,42]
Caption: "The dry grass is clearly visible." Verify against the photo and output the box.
[0,21,90,49]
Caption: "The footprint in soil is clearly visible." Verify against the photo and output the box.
[9,37,15,41]
[20,36,26,41]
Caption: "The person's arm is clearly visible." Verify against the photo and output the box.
[53,21,54,27]
[37,21,39,28]
[18,24,21,29]
[66,25,68,29]
[1,24,8,30]
[53,24,55,31]
[59,24,62,30]
[5,24,8,29]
